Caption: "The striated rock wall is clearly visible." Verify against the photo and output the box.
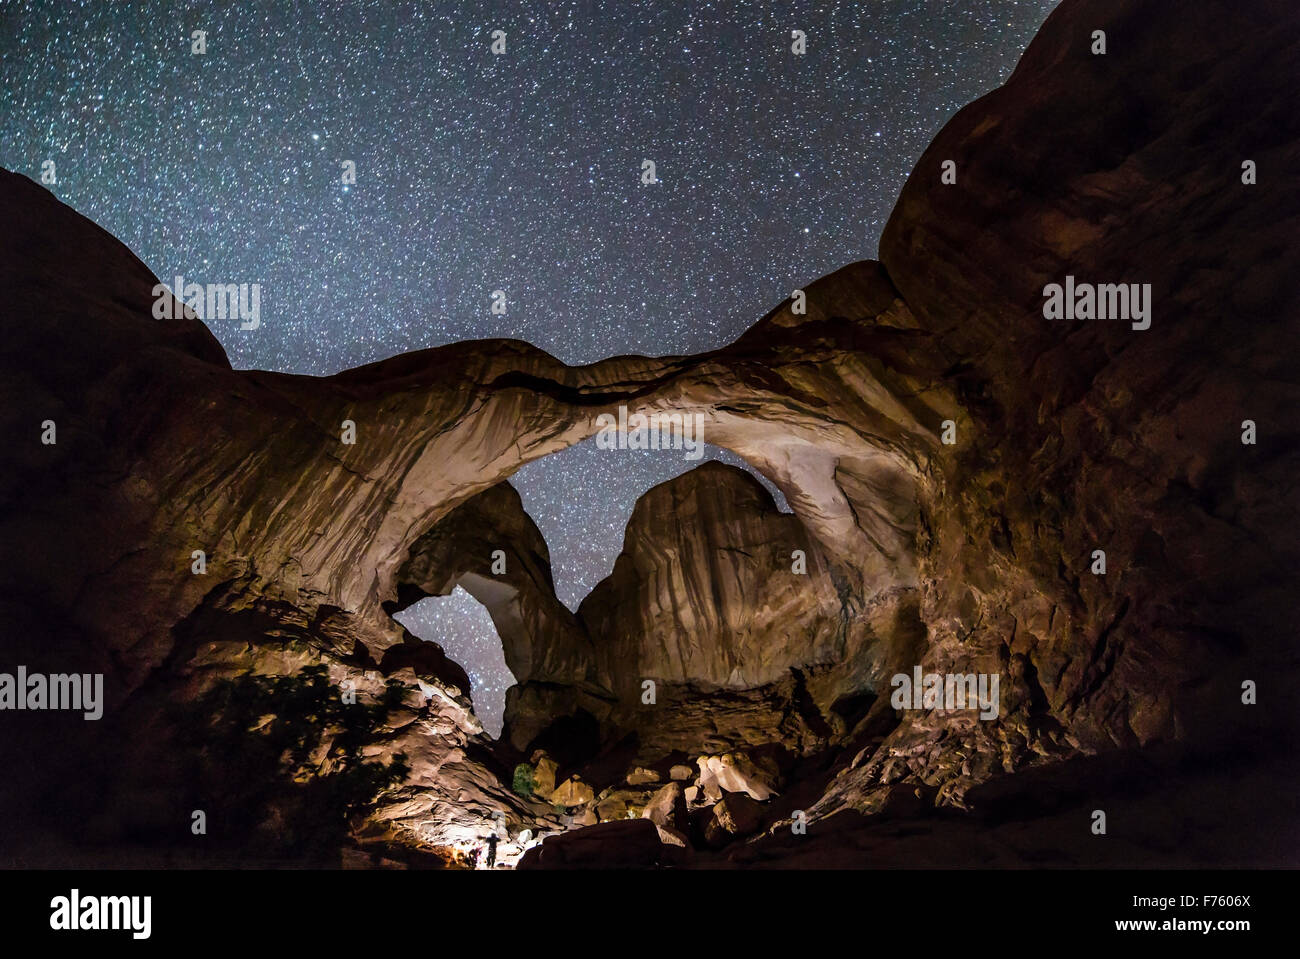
[806,0,1300,819]
[580,462,846,695]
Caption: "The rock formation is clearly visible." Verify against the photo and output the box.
[1,0,1296,867]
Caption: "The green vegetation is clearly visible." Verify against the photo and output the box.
[512,762,535,798]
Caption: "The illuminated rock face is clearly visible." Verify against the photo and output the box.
[1,0,1297,867]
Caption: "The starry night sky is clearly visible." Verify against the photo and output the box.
[2,0,1058,736]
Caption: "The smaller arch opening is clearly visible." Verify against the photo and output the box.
[393,587,516,739]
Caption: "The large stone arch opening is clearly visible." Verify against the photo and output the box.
[379,382,938,774]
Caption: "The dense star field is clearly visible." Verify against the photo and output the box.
[1,0,1058,735]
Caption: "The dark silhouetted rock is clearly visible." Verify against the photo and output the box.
[517,818,673,869]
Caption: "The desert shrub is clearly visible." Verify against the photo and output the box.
[174,664,411,862]
[512,762,535,798]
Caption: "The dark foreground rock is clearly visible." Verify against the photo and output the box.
[517,819,687,869]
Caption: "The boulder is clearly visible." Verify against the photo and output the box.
[641,782,690,834]
[549,777,595,808]
[654,825,691,849]
[697,753,779,802]
[594,788,656,822]
[626,766,660,786]
[516,819,672,869]
[529,751,558,800]
[703,791,766,848]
